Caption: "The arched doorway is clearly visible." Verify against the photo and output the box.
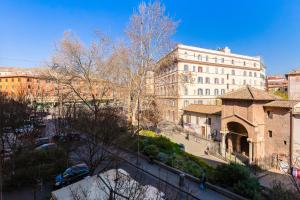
[226,122,249,157]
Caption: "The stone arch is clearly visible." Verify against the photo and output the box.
[225,121,250,157]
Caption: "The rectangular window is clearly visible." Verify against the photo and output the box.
[193,66,196,72]
[231,70,235,75]
[184,87,188,95]
[184,64,189,71]
[215,67,218,74]
[186,115,191,123]
[232,79,235,85]
[221,78,225,84]
[196,116,199,125]
[205,77,210,84]
[183,76,188,82]
[268,130,272,138]
[184,100,189,107]
[267,111,273,119]
[198,66,203,72]
[198,77,203,84]
[207,118,211,125]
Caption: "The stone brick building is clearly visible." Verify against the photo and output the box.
[219,86,300,168]
[286,68,300,100]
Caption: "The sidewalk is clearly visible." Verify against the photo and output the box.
[161,132,227,167]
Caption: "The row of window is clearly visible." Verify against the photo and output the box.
[185,114,212,125]
[182,51,258,68]
[0,78,54,83]
[184,76,264,86]
[184,88,225,96]
[183,65,261,77]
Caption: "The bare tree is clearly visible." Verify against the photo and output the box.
[48,31,123,121]
[125,1,179,124]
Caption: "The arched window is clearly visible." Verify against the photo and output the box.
[214,89,219,95]
[214,78,219,84]
[205,89,210,95]
[198,88,203,95]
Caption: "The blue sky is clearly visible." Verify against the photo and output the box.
[0,0,299,75]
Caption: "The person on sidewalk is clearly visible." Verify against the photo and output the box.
[199,169,207,191]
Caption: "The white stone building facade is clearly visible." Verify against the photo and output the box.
[155,44,266,123]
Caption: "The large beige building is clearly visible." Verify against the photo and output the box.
[155,44,266,123]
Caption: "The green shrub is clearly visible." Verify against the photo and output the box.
[152,136,174,152]
[157,152,169,163]
[143,144,159,158]
[233,177,261,199]
[214,163,250,187]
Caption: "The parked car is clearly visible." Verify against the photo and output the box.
[178,143,185,151]
[16,124,34,135]
[35,137,50,147]
[52,133,81,143]
[55,163,90,188]
[35,143,57,151]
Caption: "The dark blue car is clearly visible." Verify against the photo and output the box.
[55,163,90,188]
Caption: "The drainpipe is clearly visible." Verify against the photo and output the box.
[290,109,293,168]
[206,114,208,139]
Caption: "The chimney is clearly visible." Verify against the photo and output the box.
[218,46,231,54]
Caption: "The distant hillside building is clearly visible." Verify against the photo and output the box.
[266,75,288,93]
[155,44,266,123]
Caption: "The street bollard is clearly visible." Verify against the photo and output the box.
[179,173,185,187]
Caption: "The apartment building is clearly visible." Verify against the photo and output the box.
[0,67,58,102]
[155,44,266,123]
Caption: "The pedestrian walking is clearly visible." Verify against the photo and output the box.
[199,169,207,191]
